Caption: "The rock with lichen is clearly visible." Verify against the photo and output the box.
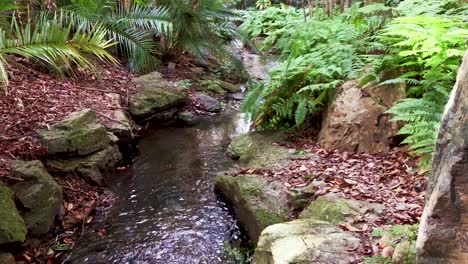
[129,72,188,120]
[10,160,63,235]
[253,219,360,264]
[39,109,111,156]
[215,174,289,243]
[299,193,385,225]
[0,183,27,245]
[226,131,299,168]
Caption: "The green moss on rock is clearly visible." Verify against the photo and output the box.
[39,109,110,156]
[300,193,385,225]
[46,145,122,185]
[0,183,27,244]
[215,175,289,243]
[130,72,188,119]
[11,160,63,235]
[226,131,297,168]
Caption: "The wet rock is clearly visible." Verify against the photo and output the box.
[228,92,244,101]
[416,51,468,263]
[193,92,221,112]
[10,160,63,235]
[0,252,16,264]
[46,145,122,185]
[0,183,27,245]
[39,109,110,156]
[129,72,188,119]
[393,240,416,264]
[318,78,405,153]
[226,131,298,168]
[253,219,360,264]
[299,193,384,225]
[215,175,289,243]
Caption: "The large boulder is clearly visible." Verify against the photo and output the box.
[299,193,385,225]
[0,184,27,245]
[215,175,289,243]
[226,131,298,169]
[416,51,468,263]
[253,219,361,264]
[39,109,110,156]
[129,72,188,119]
[46,145,122,185]
[11,160,63,235]
[318,79,405,153]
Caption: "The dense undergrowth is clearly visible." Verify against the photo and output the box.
[240,0,468,164]
[0,0,240,92]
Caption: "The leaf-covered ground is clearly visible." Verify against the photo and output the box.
[0,61,137,263]
[229,134,427,259]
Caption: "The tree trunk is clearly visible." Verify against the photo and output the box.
[340,0,345,12]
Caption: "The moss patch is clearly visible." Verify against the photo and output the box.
[0,183,27,244]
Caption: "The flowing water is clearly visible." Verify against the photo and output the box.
[67,45,274,264]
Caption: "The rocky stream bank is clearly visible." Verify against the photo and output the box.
[0,54,246,263]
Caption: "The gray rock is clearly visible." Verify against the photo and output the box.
[129,72,188,119]
[228,92,244,101]
[288,184,316,210]
[106,93,133,142]
[46,145,122,185]
[253,219,360,264]
[10,160,63,235]
[0,252,16,264]
[226,131,298,169]
[39,109,110,156]
[416,50,468,263]
[299,193,385,225]
[0,183,27,245]
[193,92,221,112]
[215,175,289,243]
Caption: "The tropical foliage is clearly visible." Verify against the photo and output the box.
[241,0,468,164]
[0,0,238,93]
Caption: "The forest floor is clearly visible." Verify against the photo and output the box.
[228,134,427,259]
[0,57,426,263]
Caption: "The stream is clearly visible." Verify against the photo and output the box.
[67,45,276,264]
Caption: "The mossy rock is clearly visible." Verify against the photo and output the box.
[0,184,27,245]
[11,160,63,235]
[217,80,242,93]
[197,80,226,95]
[130,72,188,119]
[299,193,385,225]
[39,109,110,156]
[226,131,297,169]
[215,175,289,243]
[46,145,122,185]
[253,219,360,264]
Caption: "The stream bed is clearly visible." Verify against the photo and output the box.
[67,108,250,264]
[67,42,276,264]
